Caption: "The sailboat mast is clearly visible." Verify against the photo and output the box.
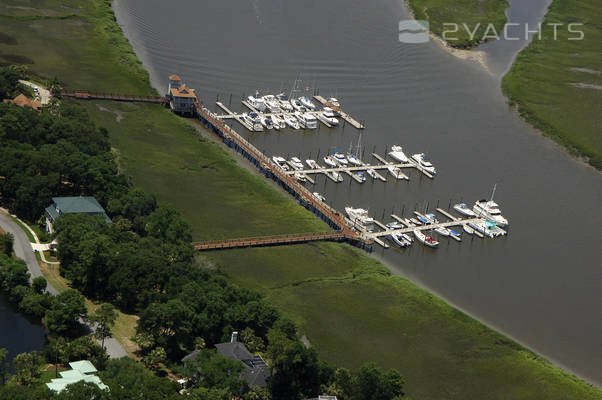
[490,183,497,202]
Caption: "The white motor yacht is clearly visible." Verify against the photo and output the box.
[291,99,307,112]
[414,230,439,248]
[299,96,317,110]
[305,159,320,169]
[277,93,294,112]
[303,113,318,129]
[345,207,375,232]
[411,153,436,175]
[386,221,404,229]
[242,112,263,131]
[289,157,304,170]
[271,156,289,171]
[463,225,474,235]
[323,156,337,167]
[324,116,339,126]
[294,111,308,128]
[453,203,476,217]
[473,199,509,228]
[283,114,300,129]
[434,227,451,236]
[388,145,409,163]
[262,95,281,113]
[322,107,339,117]
[247,94,266,112]
[313,192,326,202]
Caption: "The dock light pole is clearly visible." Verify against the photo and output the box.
[229,93,232,107]
[317,149,320,159]
[401,205,405,216]
[436,200,439,208]
[448,199,452,209]
[381,208,385,220]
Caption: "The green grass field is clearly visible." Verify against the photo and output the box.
[502,0,602,169]
[83,101,328,240]
[206,243,602,400]
[0,0,155,95]
[408,0,508,48]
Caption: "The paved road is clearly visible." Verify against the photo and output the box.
[0,213,58,295]
[19,80,50,104]
[0,213,127,358]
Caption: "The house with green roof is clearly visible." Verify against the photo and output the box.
[46,360,109,393]
[45,196,111,233]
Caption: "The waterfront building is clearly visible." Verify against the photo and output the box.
[167,74,197,115]
[44,196,111,233]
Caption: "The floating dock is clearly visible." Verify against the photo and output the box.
[313,95,364,129]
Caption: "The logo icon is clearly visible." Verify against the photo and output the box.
[399,20,429,43]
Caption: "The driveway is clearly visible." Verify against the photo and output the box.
[0,212,127,358]
[19,80,51,104]
[0,213,58,295]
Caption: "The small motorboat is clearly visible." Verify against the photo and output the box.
[434,227,451,236]
[414,230,439,248]
[313,192,326,202]
[401,233,414,243]
[411,153,436,175]
[333,152,348,166]
[299,96,317,110]
[324,116,339,126]
[386,221,404,229]
[283,114,300,129]
[410,218,421,226]
[388,145,409,163]
[294,172,307,182]
[260,114,274,130]
[305,159,320,169]
[289,157,304,170]
[387,166,408,180]
[355,171,366,183]
[347,154,362,166]
[331,171,344,182]
[454,203,476,217]
[323,156,337,167]
[417,216,430,225]
[404,218,416,227]
[390,232,411,248]
[327,97,340,107]
[463,225,475,235]
[449,229,461,238]
[366,168,377,179]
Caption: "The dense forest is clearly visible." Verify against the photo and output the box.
[0,66,407,400]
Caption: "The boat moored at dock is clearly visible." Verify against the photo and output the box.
[247,94,266,111]
[242,112,263,131]
[411,153,436,175]
[454,203,476,217]
[473,200,509,228]
[299,96,317,110]
[389,145,409,163]
[414,229,439,248]
[345,207,375,232]
[283,114,300,129]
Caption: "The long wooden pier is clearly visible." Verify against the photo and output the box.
[313,95,364,129]
[193,100,362,247]
[193,231,346,250]
[60,91,168,103]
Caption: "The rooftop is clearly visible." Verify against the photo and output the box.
[46,196,111,223]
[3,93,42,111]
[170,85,197,99]
[169,74,181,81]
[46,360,108,393]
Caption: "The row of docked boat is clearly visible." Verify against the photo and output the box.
[388,145,437,175]
[243,93,340,132]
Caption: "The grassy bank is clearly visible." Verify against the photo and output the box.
[206,243,602,400]
[83,100,328,240]
[502,0,602,169]
[0,0,154,95]
[407,0,508,48]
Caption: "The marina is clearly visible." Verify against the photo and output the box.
[213,94,364,132]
